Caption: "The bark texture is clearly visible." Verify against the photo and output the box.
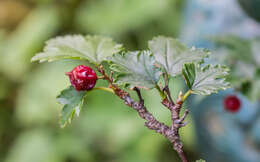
[98,66,189,162]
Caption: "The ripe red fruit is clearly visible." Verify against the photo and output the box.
[66,65,98,91]
[223,95,241,113]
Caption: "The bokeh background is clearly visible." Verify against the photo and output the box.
[1,0,260,162]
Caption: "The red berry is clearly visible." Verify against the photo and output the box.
[223,95,241,113]
[66,65,98,91]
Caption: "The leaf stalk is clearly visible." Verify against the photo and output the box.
[182,90,192,102]
[92,87,114,94]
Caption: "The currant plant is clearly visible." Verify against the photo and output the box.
[31,35,230,162]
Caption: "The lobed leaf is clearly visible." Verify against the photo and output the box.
[182,63,230,95]
[31,35,122,64]
[148,36,209,76]
[57,86,87,128]
[109,50,161,89]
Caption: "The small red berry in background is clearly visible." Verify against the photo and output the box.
[223,95,241,113]
[66,65,98,91]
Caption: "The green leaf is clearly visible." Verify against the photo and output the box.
[182,63,196,89]
[31,35,122,64]
[148,36,209,76]
[57,86,87,128]
[109,50,161,89]
[182,63,230,95]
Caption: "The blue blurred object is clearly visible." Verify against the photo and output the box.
[181,0,260,161]
[181,0,260,48]
[191,90,260,162]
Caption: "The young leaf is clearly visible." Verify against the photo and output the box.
[148,36,209,76]
[182,63,196,89]
[57,86,87,128]
[182,63,230,95]
[109,50,160,89]
[31,35,122,64]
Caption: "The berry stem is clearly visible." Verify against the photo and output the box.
[92,87,114,94]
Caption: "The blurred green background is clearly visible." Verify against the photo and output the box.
[1,0,260,162]
[0,0,198,162]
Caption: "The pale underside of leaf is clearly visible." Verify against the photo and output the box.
[109,50,160,89]
[183,63,230,95]
[148,36,209,76]
[57,86,87,128]
[31,35,122,64]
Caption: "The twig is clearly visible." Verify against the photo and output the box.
[97,65,189,162]
[133,87,144,105]
[179,110,189,123]
[163,73,174,104]
[162,92,189,162]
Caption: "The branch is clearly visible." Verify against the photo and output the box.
[162,92,189,162]
[178,109,189,124]
[163,73,174,104]
[97,65,169,134]
[97,65,189,162]
[133,87,144,104]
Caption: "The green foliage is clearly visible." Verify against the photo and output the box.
[148,36,209,76]
[182,63,196,89]
[57,86,87,128]
[182,63,230,95]
[212,35,260,100]
[76,0,171,36]
[212,35,252,63]
[0,7,60,81]
[31,35,230,127]
[196,159,206,162]
[32,35,123,65]
[5,130,57,162]
[1,1,190,161]
[109,50,160,89]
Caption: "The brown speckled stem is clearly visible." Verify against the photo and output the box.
[97,66,189,162]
